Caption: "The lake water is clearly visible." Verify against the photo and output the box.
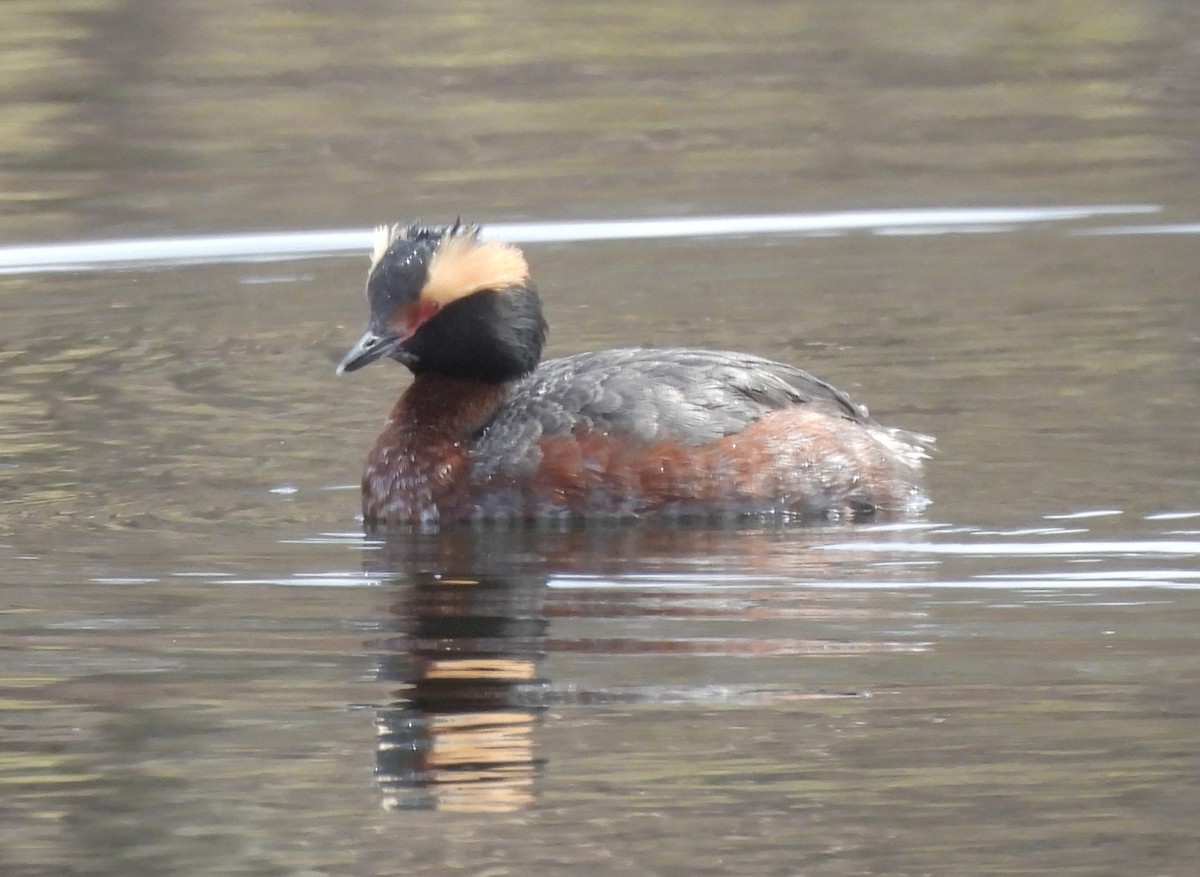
[3,2,1199,875]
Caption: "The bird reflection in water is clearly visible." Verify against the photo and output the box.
[369,532,550,812]
[363,523,920,811]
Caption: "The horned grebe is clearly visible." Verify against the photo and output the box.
[337,220,929,526]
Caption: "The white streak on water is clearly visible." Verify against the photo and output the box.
[1073,222,1200,236]
[1043,509,1124,520]
[817,539,1200,555]
[0,205,1162,274]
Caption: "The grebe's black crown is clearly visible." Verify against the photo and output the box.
[366,221,477,315]
[370,219,478,269]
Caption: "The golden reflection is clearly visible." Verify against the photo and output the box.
[370,544,549,812]
[376,708,539,813]
[423,658,538,680]
[366,524,925,811]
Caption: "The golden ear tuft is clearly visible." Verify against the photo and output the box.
[370,223,406,270]
[423,228,530,307]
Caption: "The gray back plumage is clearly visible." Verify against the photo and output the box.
[469,348,871,476]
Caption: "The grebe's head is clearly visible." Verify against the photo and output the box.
[337,220,546,381]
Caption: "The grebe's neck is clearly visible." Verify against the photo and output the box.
[391,374,512,438]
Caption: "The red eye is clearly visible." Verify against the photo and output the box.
[418,300,441,323]
[398,299,443,340]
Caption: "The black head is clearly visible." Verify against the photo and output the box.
[337,221,547,382]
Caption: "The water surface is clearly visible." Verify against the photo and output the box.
[3,2,1200,875]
